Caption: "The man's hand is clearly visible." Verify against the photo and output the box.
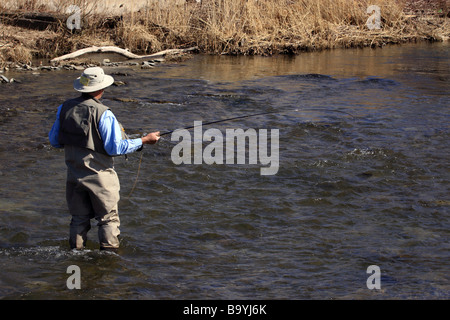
[141,131,160,145]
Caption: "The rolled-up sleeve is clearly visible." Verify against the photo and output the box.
[98,110,143,156]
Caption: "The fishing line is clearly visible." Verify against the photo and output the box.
[127,107,355,198]
[159,107,355,137]
[127,151,144,198]
[159,110,278,136]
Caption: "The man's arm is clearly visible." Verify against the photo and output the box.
[99,110,160,156]
[49,104,63,148]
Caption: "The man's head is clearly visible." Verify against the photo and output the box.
[73,67,114,93]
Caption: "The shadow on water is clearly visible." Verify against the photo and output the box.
[0,42,449,299]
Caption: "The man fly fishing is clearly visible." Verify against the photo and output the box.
[49,67,160,251]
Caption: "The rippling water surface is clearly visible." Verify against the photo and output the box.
[0,42,448,299]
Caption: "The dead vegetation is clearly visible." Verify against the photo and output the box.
[0,0,448,68]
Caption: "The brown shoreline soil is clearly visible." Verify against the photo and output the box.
[0,0,448,69]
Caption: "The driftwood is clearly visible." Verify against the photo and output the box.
[50,46,198,63]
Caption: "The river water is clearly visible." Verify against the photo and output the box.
[0,42,448,300]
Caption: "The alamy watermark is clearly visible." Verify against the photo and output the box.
[366,265,381,290]
[366,5,382,30]
[66,5,81,31]
[170,122,280,176]
[66,264,382,290]
[66,265,81,289]
[64,3,382,32]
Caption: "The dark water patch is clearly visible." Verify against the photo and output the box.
[274,73,337,81]
[355,76,400,88]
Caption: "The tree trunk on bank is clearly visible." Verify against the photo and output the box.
[50,46,198,63]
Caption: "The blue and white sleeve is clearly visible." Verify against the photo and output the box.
[49,104,63,148]
[98,110,143,156]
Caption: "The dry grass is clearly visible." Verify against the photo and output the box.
[0,0,448,66]
[188,0,409,54]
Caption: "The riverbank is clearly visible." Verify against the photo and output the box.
[0,0,448,69]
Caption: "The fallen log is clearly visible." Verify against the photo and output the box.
[50,46,198,63]
[0,12,65,31]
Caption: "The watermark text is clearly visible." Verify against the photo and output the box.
[171,121,279,175]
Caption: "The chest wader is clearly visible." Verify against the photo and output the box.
[59,94,126,251]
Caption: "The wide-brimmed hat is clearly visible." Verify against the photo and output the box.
[73,67,114,93]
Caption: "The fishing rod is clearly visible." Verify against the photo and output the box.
[159,110,278,136]
[157,107,355,137]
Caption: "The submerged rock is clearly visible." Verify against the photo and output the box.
[0,75,9,83]
[111,72,130,76]
[141,61,155,69]
[113,97,139,103]
[40,65,61,71]
[0,75,21,83]
[62,64,84,70]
